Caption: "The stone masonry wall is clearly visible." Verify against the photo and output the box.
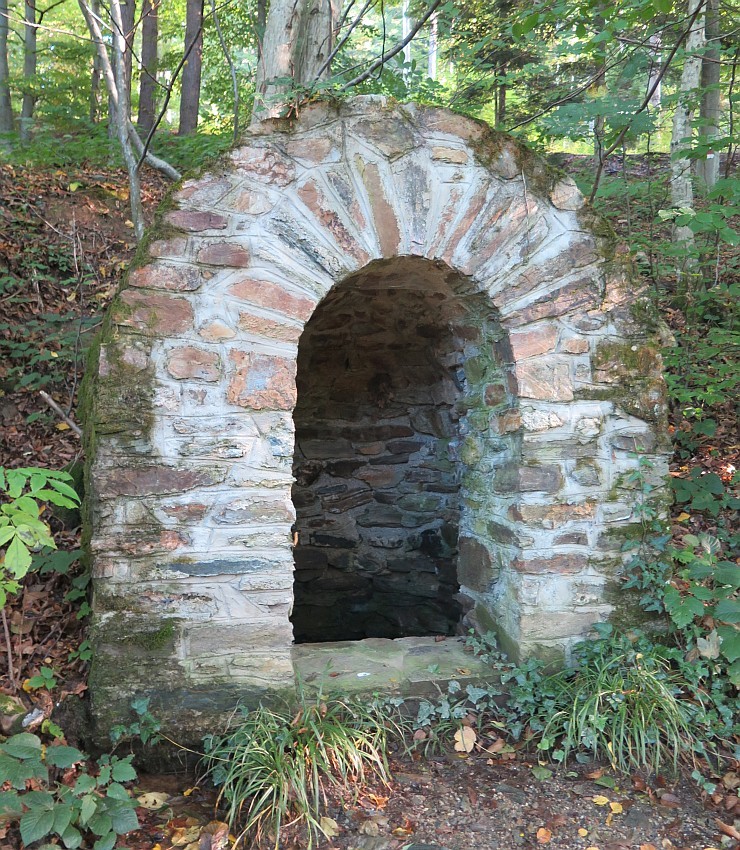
[84,96,670,740]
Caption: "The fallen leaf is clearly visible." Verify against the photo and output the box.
[537,827,552,843]
[714,819,740,840]
[658,792,681,808]
[592,795,610,806]
[609,802,623,814]
[136,791,170,810]
[413,729,427,741]
[639,844,658,850]
[579,828,589,837]
[595,775,617,789]
[359,820,379,837]
[532,765,553,781]
[453,726,477,753]
[183,786,199,797]
[320,816,340,838]
[676,512,691,521]
[586,768,605,779]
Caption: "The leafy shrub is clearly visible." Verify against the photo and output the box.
[201,692,394,849]
[0,467,80,606]
[0,733,139,850]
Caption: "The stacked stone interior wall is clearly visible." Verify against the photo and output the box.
[84,97,670,740]
[292,259,511,641]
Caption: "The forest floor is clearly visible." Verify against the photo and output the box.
[0,158,738,850]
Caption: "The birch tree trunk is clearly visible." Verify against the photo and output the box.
[138,0,159,135]
[0,0,13,132]
[670,0,705,251]
[696,0,720,189]
[427,11,438,80]
[20,0,37,142]
[120,0,136,109]
[178,0,203,134]
[252,0,336,123]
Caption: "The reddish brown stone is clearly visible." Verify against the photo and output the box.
[355,466,404,488]
[513,554,588,574]
[508,501,596,528]
[358,159,400,256]
[230,146,295,186]
[506,242,594,301]
[510,325,558,360]
[515,360,573,401]
[149,237,188,259]
[237,312,302,342]
[98,465,223,497]
[554,532,588,546]
[491,409,522,434]
[286,137,336,164]
[229,190,275,215]
[228,351,297,410]
[162,503,209,521]
[228,277,316,321]
[431,146,469,164]
[119,530,190,555]
[166,346,221,381]
[494,464,563,493]
[116,290,194,335]
[484,382,508,406]
[297,180,370,265]
[463,197,536,274]
[129,264,202,292]
[439,186,499,268]
[197,242,250,267]
[165,210,228,232]
[198,321,236,341]
[504,278,600,327]
[419,109,486,142]
[174,178,232,204]
[562,337,590,354]
[457,536,497,592]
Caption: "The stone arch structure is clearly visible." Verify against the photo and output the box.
[85,97,669,738]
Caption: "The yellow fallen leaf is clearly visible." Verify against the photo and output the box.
[454,726,477,753]
[606,813,614,827]
[171,827,200,846]
[56,422,70,431]
[586,846,600,850]
[676,512,691,522]
[320,816,340,838]
[592,795,610,806]
[183,786,199,797]
[536,826,552,843]
[640,844,658,850]
[136,791,170,810]
[579,828,589,836]
[609,801,623,814]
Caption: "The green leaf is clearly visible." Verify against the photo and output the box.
[0,791,23,817]
[106,799,139,834]
[665,593,705,628]
[106,783,131,801]
[73,774,97,795]
[715,564,740,588]
[52,802,74,837]
[60,824,83,849]
[93,833,117,850]
[531,765,553,780]
[46,745,85,768]
[3,732,43,759]
[80,793,97,825]
[717,626,740,662]
[0,754,48,788]
[714,599,740,623]
[110,758,137,783]
[4,535,32,578]
[20,807,55,845]
[88,811,113,837]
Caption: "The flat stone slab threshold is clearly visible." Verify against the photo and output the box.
[292,635,493,697]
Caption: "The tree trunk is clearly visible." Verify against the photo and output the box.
[178,0,203,135]
[647,32,662,110]
[696,0,720,189]
[670,0,705,251]
[20,0,37,142]
[592,9,606,168]
[427,10,438,80]
[120,0,136,106]
[138,0,159,135]
[252,0,336,123]
[0,0,13,132]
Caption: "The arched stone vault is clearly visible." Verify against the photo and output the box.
[84,97,669,738]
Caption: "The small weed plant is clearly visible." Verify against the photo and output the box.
[201,691,395,849]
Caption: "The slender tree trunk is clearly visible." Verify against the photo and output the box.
[252,0,336,123]
[178,0,203,135]
[90,50,101,122]
[670,0,705,251]
[138,0,158,135]
[647,32,662,109]
[0,0,13,132]
[402,0,411,68]
[592,9,606,168]
[497,69,506,126]
[427,10,437,80]
[120,0,136,107]
[696,0,720,189]
[20,0,37,141]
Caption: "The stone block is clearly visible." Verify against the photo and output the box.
[509,501,596,528]
[97,464,225,497]
[166,346,221,381]
[509,324,558,360]
[493,464,564,494]
[197,242,250,267]
[512,553,588,574]
[228,276,316,321]
[129,263,203,292]
[516,360,573,401]
[458,536,498,593]
[116,290,194,335]
[238,311,302,342]
[165,210,228,232]
[228,351,297,410]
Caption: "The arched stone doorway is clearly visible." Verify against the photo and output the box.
[84,97,669,740]
[291,257,514,642]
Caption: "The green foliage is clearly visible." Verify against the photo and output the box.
[0,467,80,606]
[109,697,162,747]
[25,666,58,691]
[0,733,139,850]
[537,626,696,777]
[201,692,393,849]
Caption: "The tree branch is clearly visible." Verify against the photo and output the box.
[339,0,442,90]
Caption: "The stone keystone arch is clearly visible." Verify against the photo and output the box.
[84,97,669,739]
